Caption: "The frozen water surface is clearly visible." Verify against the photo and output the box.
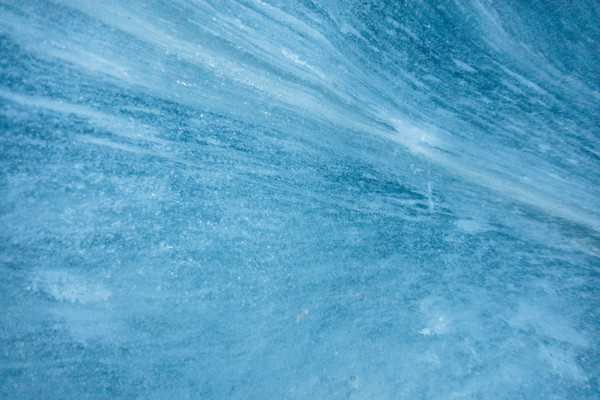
[1,0,599,398]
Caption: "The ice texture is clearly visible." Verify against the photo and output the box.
[1,1,599,399]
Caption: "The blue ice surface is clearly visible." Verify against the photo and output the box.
[1,0,599,398]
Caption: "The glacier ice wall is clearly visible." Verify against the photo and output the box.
[1,0,599,398]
